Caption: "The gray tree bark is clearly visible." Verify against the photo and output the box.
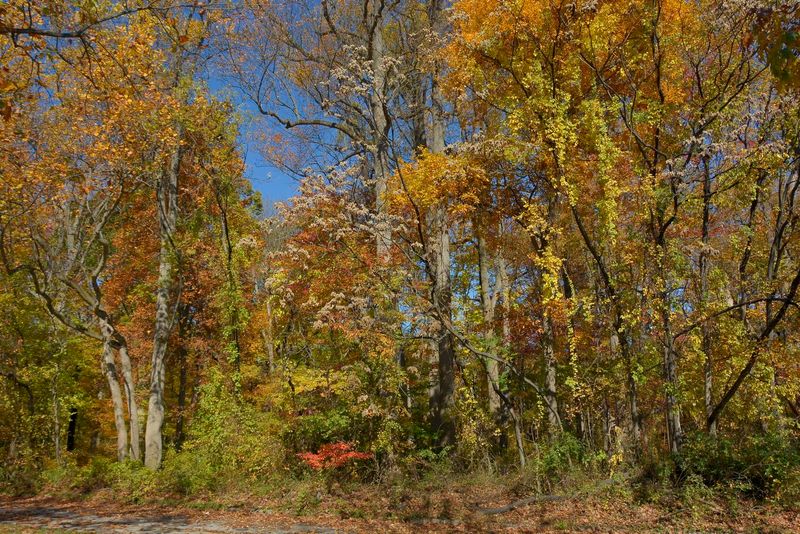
[118,341,140,460]
[368,0,392,262]
[414,0,456,450]
[611,329,641,446]
[661,257,682,454]
[700,158,715,437]
[429,202,456,447]
[101,333,128,462]
[662,307,682,454]
[265,294,276,374]
[145,128,183,470]
[477,228,501,417]
[542,314,562,433]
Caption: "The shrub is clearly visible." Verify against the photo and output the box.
[161,448,218,495]
[38,456,115,496]
[679,431,800,500]
[290,409,353,452]
[160,370,285,495]
[296,441,373,491]
[106,460,158,503]
[297,442,372,470]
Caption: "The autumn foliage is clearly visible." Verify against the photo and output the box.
[297,442,373,471]
[1,0,800,520]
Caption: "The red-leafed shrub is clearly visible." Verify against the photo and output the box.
[297,442,373,471]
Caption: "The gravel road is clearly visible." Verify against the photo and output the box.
[0,503,339,533]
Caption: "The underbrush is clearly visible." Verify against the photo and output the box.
[158,374,286,497]
[677,431,800,509]
[5,403,799,521]
[8,432,797,508]
[4,436,798,530]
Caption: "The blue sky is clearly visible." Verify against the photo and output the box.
[242,143,298,207]
[207,76,300,208]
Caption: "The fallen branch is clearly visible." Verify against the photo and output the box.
[477,494,569,515]
[475,476,624,515]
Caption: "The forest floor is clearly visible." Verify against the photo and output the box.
[1,495,799,533]
[1,478,799,533]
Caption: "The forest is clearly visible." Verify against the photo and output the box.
[1,0,800,531]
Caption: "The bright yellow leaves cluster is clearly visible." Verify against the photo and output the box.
[392,149,489,216]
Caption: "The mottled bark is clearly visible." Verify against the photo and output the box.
[429,202,456,448]
[265,295,276,374]
[117,342,140,460]
[612,330,641,446]
[662,305,682,454]
[145,129,183,470]
[175,307,188,451]
[425,0,456,450]
[477,229,501,417]
[102,337,128,462]
[52,374,60,464]
[368,1,391,262]
[498,256,511,344]
[542,314,562,434]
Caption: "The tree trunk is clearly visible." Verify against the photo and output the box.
[510,405,526,468]
[538,197,563,436]
[613,330,641,447]
[368,2,391,262]
[603,396,613,457]
[418,0,456,450]
[117,341,140,461]
[498,254,511,344]
[66,407,77,452]
[542,313,562,434]
[429,203,456,448]
[175,308,188,451]
[265,294,276,374]
[52,372,61,464]
[102,337,128,462]
[663,313,682,454]
[218,185,242,388]
[145,129,183,470]
[662,276,682,454]
[477,228,501,417]
[700,159,715,437]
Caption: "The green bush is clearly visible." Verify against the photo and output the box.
[679,431,800,500]
[38,456,115,496]
[2,453,44,496]
[290,409,353,452]
[161,448,218,495]
[160,371,285,495]
[513,433,594,494]
[107,460,159,503]
[540,433,584,478]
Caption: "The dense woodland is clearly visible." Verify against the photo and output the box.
[1,0,800,511]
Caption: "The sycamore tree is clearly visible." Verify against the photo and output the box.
[1,1,260,469]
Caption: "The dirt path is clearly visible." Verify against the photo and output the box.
[4,494,799,533]
[0,501,339,533]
